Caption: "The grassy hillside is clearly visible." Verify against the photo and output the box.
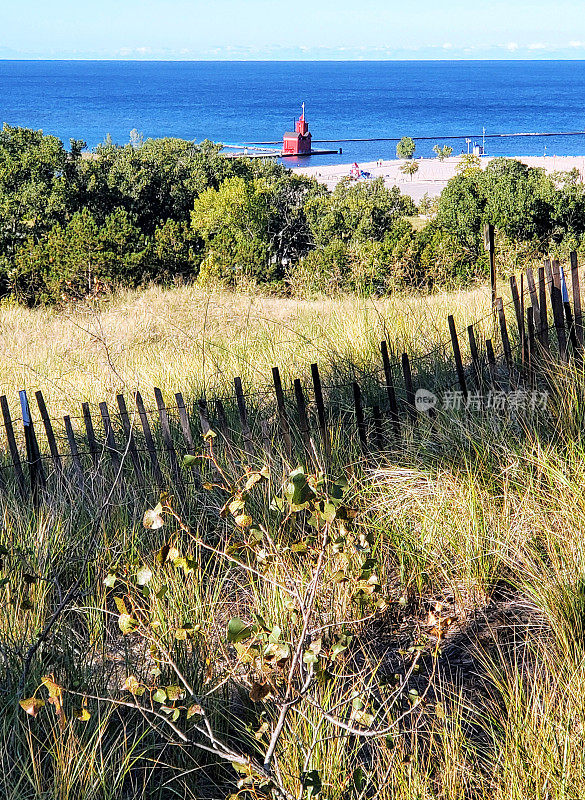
[0,282,496,416]
[1,282,584,800]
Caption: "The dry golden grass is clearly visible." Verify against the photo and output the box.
[3,281,585,800]
[0,281,501,416]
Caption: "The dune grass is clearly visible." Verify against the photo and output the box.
[0,281,499,417]
[2,280,585,799]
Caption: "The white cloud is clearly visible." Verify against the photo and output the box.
[442,42,453,50]
[507,42,519,51]
[527,42,548,50]
[569,40,585,48]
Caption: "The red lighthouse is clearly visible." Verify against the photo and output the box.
[282,103,312,156]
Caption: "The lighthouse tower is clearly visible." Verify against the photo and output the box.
[282,103,312,156]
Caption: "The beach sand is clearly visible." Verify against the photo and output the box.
[291,155,585,204]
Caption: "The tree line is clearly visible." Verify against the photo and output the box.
[1,123,585,304]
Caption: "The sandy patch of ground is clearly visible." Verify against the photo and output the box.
[292,155,585,203]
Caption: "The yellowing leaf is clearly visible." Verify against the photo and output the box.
[19,697,44,717]
[104,572,116,588]
[113,596,128,615]
[165,685,183,701]
[118,614,138,635]
[228,499,245,516]
[143,508,164,530]
[41,676,62,700]
[122,675,144,695]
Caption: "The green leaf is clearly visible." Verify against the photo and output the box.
[182,454,199,467]
[227,618,254,643]
[352,767,367,793]
[331,633,352,660]
[153,688,167,704]
[284,467,314,509]
[330,477,349,499]
[322,502,337,523]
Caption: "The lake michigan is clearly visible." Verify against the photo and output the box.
[1,59,584,165]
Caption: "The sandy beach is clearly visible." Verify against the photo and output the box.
[291,155,585,204]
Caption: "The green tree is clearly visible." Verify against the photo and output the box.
[435,171,487,263]
[400,160,419,181]
[396,137,416,159]
[191,176,273,284]
[304,178,416,248]
[11,207,147,304]
[432,144,453,161]
[0,124,68,258]
[482,158,556,245]
[456,153,482,176]
[146,218,199,281]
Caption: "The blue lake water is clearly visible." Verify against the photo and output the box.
[1,60,585,165]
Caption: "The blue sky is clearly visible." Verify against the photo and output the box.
[1,0,584,60]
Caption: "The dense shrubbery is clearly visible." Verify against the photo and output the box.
[2,124,585,304]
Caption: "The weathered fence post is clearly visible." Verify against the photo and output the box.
[233,377,255,465]
[448,315,468,399]
[35,390,62,477]
[571,251,583,345]
[380,341,400,436]
[271,367,293,461]
[20,390,45,505]
[134,391,164,487]
[352,382,368,455]
[1,395,26,498]
[311,363,331,465]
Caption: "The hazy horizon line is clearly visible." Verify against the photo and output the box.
[2,56,585,62]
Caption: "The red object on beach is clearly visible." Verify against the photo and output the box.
[283,103,312,155]
[349,162,361,179]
